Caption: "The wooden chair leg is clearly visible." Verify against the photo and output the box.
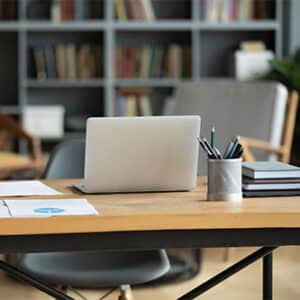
[119,285,134,300]
[223,247,234,262]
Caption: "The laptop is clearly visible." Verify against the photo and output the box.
[74,116,200,193]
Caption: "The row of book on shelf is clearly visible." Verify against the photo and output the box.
[0,0,17,20]
[32,44,102,80]
[50,0,99,21]
[115,0,154,21]
[115,45,191,79]
[202,0,272,22]
[115,89,152,116]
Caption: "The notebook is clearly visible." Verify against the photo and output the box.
[243,189,300,197]
[243,177,300,190]
[242,162,300,179]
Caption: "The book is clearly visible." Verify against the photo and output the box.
[44,46,57,79]
[116,93,126,116]
[128,0,140,20]
[140,46,151,78]
[75,0,85,20]
[33,47,47,80]
[243,189,300,198]
[56,44,67,79]
[115,0,127,21]
[65,44,77,79]
[114,44,190,79]
[139,94,152,116]
[243,162,300,179]
[51,0,61,22]
[243,177,300,191]
[60,0,74,21]
[126,95,137,116]
[141,0,155,21]
[94,45,102,78]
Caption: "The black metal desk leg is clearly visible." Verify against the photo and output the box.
[263,253,273,300]
[0,260,73,300]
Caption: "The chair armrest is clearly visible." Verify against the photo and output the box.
[0,114,42,164]
[239,137,283,154]
[239,136,284,162]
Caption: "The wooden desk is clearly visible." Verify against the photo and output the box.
[1,177,300,235]
[1,177,300,300]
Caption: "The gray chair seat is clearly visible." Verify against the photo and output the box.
[19,250,170,288]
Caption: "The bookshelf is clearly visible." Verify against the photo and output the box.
[0,0,284,149]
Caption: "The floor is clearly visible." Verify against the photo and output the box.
[0,247,300,299]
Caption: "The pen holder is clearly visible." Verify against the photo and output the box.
[207,158,242,202]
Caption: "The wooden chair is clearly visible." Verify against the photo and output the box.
[240,90,299,164]
[0,114,43,179]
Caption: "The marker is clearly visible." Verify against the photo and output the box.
[210,127,215,149]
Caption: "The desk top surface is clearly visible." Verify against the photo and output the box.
[1,177,300,236]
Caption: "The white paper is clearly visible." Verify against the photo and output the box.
[5,198,98,218]
[0,181,61,197]
[0,200,10,218]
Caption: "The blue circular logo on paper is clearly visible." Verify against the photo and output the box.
[34,207,65,214]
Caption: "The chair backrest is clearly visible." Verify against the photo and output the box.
[173,80,288,174]
[280,90,298,163]
[43,139,85,179]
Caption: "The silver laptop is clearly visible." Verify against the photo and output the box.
[74,116,200,193]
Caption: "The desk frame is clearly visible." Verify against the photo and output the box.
[1,228,300,300]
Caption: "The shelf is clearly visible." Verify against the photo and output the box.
[198,21,280,31]
[25,79,105,88]
[0,21,20,31]
[0,106,21,114]
[114,21,193,31]
[115,78,181,87]
[0,20,280,32]
[24,21,106,31]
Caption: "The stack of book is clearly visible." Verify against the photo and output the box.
[0,0,17,20]
[114,0,155,21]
[115,88,152,116]
[32,44,102,80]
[114,45,191,78]
[202,0,272,22]
[242,162,300,197]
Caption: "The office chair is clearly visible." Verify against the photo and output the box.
[173,80,297,261]
[17,139,170,300]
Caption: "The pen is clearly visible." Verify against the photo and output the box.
[234,147,244,159]
[202,137,218,159]
[231,143,242,158]
[198,138,215,159]
[224,142,234,158]
[215,147,223,159]
[210,127,215,149]
[226,136,240,159]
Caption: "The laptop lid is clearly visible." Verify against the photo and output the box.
[84,116,200,193]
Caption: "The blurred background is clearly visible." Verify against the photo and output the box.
[1,1,300,299]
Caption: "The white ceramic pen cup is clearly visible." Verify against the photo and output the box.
[207,158,242,202]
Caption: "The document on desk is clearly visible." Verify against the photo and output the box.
[4,199,98,217]
[0,180,61,197]
[0,200,11,218]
